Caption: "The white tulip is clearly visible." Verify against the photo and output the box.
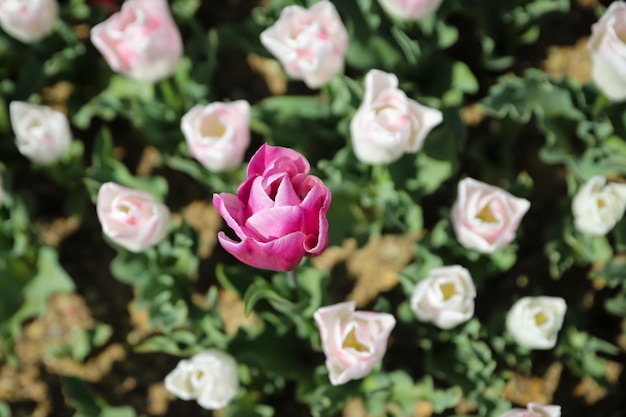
[498,402,561,417]
[572,175,626,236]
[9,101,72,164]
[0,0,58,43]
[506,297,566,350]
[165,349,239,410]
[410,265,476,329]
[587,2,626,101]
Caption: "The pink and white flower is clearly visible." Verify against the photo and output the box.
[90,0,183,82]
[314,301,396,385]
[452,177,530,253]
[260,1,348,88]
[96,182,169,252]
[350,69,443,164]
[181,100,250,172]
[0,0,58,43]
[9,101,72,165]
[410,265,476,329]
[588,2,626,100]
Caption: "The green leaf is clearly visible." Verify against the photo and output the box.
[9,247,75,329]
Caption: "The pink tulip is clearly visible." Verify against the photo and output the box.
[260,1,348,88]
[350,69,443,164]
[90,0,183,83]
[0,0,58,43]
[213,144,331,271]
[97,182,170,252]
[498,403,561,417]
[181,100,251,172]
[452,177,530,253]
[377,0,444,21]
[314,301,396,385]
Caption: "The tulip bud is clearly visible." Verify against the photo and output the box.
[0,0,58,43]
[410,265,476,329]
[165,349,239,410]
[9,101,72,165]
[96,182,169,252]
[260,1,348,88]
[452,177,530,253]
[506,296,566,350]
[572,175,626,236]
[350,69,442,165]
[181,101,251,172]
[90,0,183,82]
[314,301,396,385]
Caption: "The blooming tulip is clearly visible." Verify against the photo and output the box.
[410,265,476,329]
[96,182,169,252]
[181,100,250,172]
[377,0,444,21]
[9,101,72,164]
[588,2,626,100]
[260,1,348,88]
[165,349,239,410]
[572,175,626,236]
[213,144,331,271]
[498,403,561,417]
[506,296,566,350]
[314,301,396,385]
[350,69,442,164]
[90,0,183,82]
[0,0,58,43]
[452,177,530,253]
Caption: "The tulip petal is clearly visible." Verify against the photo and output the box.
[217,231,306,271]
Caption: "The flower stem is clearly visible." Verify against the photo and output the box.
[287,270,297,289]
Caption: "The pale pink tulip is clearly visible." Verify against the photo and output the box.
[350,69,442,164]
[0,0,57,43]
[181,101,250,172]
[97,182,170,252]
[90,0,183,82]
[314,301,396,385]
[213,144,331,271]
[9,101,72,165]
[260,1,348,88]
[377,0,444,20]
[588,2,626,100]
[452,177,530,253]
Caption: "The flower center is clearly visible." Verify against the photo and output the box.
[342,328,370,353]
[597,198,606,209]
[475,204,497,223]
[439,282,457,301]
[534,312,548,326]
[200,117,226,138]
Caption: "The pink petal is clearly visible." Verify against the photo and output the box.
[217,231,306,271]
